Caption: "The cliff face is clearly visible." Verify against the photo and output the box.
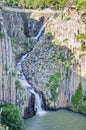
[0,11,16,104]
[0,10,32,116]
[22,10,86,111]
[0,7,86,115]
[0,9,48,116]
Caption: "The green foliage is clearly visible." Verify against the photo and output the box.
[0,32,5,39]
[76,33,86,40]
[15,80,22,89]
[46,73,61,101]
[60,55,66,63]
[71,83,83,107]
[46,32,53,41]
[65,17,71,21]
[0,103,24,130]
[81,13,86,24]
[79,105,86,114]
[63,38,69,42]
[12,71,16,77]
[24,38,33,51]
[5,0,69,9]
[81,42,86,51]
[4,64,9,72]
[63,61,72,69]
[77,0,86,11]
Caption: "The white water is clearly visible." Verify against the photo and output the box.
[16,18,53,115]
[34,16,53,41]
[16,16,53,115]
[17,54,44,114]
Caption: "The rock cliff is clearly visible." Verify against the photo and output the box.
[22,10,86,113]
[0,7,86,116]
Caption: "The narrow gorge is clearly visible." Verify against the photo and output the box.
[0,6,86,122]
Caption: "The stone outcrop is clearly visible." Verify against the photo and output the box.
[22,10,86,110]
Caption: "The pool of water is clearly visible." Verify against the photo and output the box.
[24,110,86,130]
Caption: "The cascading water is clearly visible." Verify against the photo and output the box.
[17,54,44,114]
[17,16,53,115]
[34,16,53,41]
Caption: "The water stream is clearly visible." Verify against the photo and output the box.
[17,51,44,114]
[16,18,49,114]
[17,16,53,114]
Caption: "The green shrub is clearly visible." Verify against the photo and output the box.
[71,82,83,107]
[4,64,9,72]
[63,38,69,42]
[24,38,33,51]
[60,55,66,63]
[77,0,86,11]
[79,105,86,114]
[0,32,5,39]
[46,73,61,101]
[76,33,86,40]
[15,80,22,89]
[81,44,86,51]
[0,103,24,130]
[65,17,71,21]
[63,61,72,69]
[12,71,16,77]
[46,32,53,41]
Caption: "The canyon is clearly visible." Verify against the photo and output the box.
[0,7,86,117]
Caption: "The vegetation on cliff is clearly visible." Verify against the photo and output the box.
[46,73,61,104]
[0,103,24,130]
[4,0,86,10]
[5,0,68,9]
[71,83,86,115]
[71,83,83,107]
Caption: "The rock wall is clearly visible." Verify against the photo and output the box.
[22,10,86,110]
[0,9,48,116]
[0,10,16,104]
[0,10,32,116]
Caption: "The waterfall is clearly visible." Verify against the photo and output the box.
[16,16,53,115]
[17,54,44,114]
[34,16,53,41]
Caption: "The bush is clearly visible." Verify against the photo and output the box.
[81,42,86,51]
[76,33,86,40]
[0,103,24,130]
[12,71,16,77]
[15,80,22,89]
[0,32,5,39]
[60,55,66,63]
[46,73,61,101]
[77,0,86,11]
[4,64,9,72]
[24,38,33,51]
[71,82,83,107]
[46,32,53,40]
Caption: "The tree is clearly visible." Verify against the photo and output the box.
[0,103,24,130]
[77,0,86,10]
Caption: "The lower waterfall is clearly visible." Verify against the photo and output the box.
[17,54,45,115]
